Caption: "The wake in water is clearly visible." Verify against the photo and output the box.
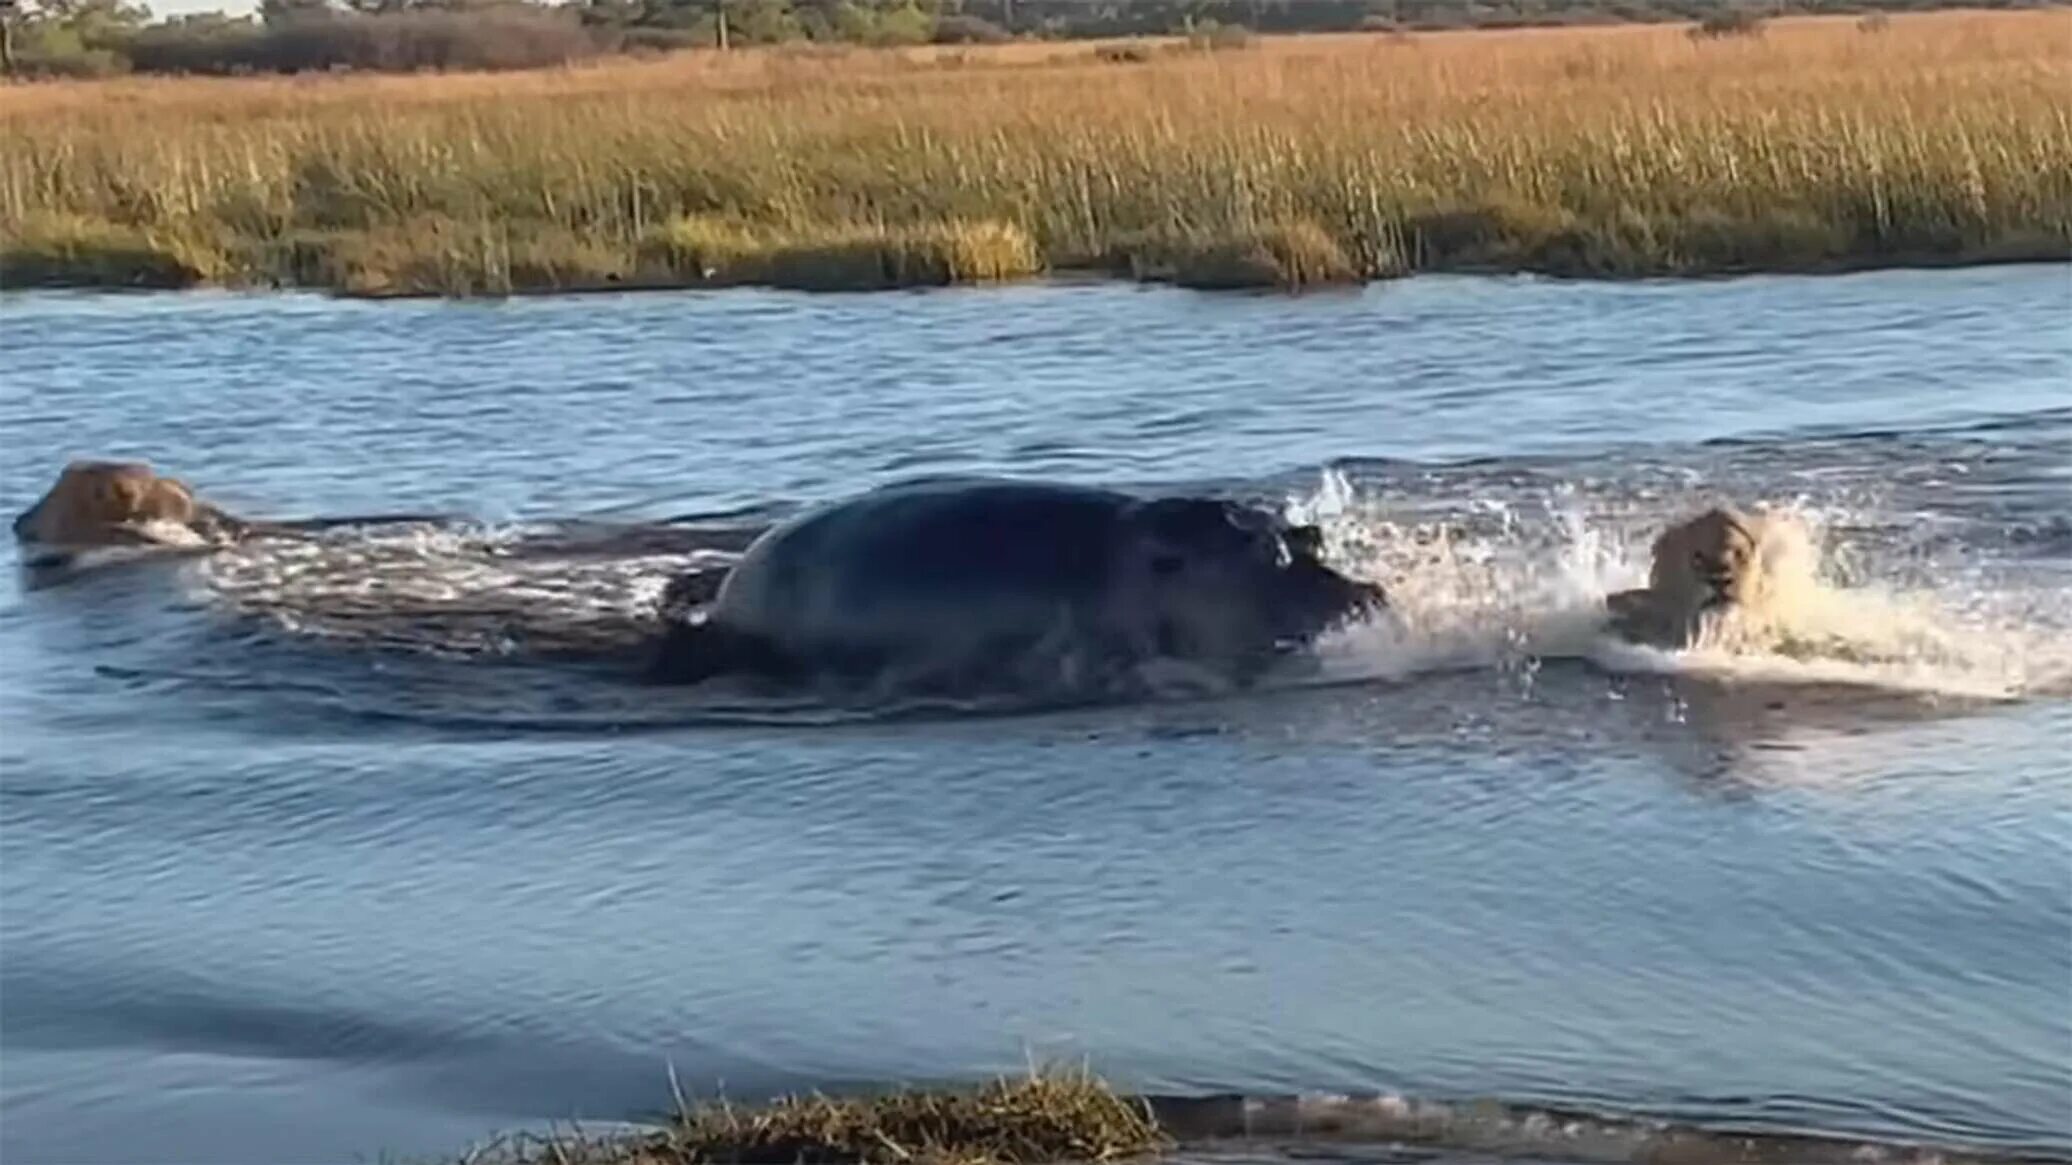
[155,463,2072,724]
[1144,1091,2069,1165]
[198,517,753,660]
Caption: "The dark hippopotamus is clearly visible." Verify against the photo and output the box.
[641,476,1385,695]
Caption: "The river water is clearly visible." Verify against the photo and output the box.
[2,267,2069,1165]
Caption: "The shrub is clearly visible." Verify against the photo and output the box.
[1690,7,1769,37]
[619,26,708,55]
[1094,41,1154,63]
[12,46,130,77]
[1187,21,1254,50]
[250,10,605,74]
[9,20,134,78]
[125,21,266,75]
[933,14,1012,44]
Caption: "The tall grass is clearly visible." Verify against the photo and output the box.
[3,12,2067,295]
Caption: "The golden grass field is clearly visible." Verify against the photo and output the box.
[2,11,2068,295]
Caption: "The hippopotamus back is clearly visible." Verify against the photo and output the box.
[712,478,1133,653]
[644,476,1384,693]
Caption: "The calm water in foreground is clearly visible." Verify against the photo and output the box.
[2,268,2069,1165]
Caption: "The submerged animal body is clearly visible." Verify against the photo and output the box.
[643,476,1386,695]
[1606,505,1812,649]
[11,460,252,567]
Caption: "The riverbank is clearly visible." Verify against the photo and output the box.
[3,12,2068,296]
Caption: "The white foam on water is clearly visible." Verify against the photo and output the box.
[1281,468,2072,705]
[199,520,727,658]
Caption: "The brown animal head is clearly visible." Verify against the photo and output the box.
[12,460,243,554]
[1648,506,1775,612]
[1609,505,1813,648]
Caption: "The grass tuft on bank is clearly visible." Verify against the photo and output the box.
[453,1067,1170,1165]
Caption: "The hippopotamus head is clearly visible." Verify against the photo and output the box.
[1115,495,1384,666]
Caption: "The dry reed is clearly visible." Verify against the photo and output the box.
[451,1066,1170,1165]
[2,12,2067,295]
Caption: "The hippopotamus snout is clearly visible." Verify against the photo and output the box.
[1123,498,1384,663]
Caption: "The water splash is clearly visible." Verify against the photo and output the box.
[1281,469,2072,704]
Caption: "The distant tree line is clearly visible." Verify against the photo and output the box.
[0,0,2058,78]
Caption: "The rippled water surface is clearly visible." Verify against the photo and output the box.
[3,269,2070,1165]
